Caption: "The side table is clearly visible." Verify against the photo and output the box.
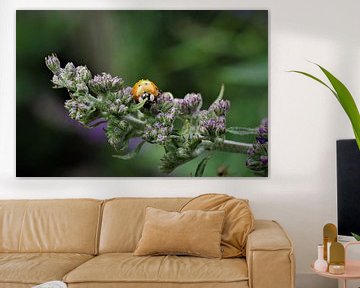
[311,242,360,288]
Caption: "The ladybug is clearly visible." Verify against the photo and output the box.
[131,79,160,103]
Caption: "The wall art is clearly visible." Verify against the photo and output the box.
[16,10,268,177]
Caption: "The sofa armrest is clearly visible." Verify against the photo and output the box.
[246,220,295,288]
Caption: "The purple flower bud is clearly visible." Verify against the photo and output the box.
[258,127,267,134]
[89,73,124,94]
[45,54,61,74]
[157,92,174,105]
[76,83,89,94]
[256,136,267,144]
[64,98,93,123]
[260,155,268,165]
[247,147,255,156]
[143,120,173,144]
[176,93,202,115]
[123,86,132,95]
[209,100,230,116]
[64,63,76,78]
[75,66,92,83]
[200,116,226,136]
[51,75,61,87]
[256,117,268,144]
[245,118,268,175]
[111,76,124,91]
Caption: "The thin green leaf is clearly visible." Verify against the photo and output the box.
[113,141,145,160]
[352,127,360,150]
[129,99,147,112]
[289,70,337,97]
[291,65,360,150]
[215,84,225,102]
[316,64,360,150]
[351,232,360,241]
[227,127,258,136]
[195,156,211,177]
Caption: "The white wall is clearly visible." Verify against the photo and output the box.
[1,0,360,287]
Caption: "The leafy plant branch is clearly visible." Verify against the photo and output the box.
[45,54,268,176]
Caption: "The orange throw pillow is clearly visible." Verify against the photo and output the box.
[181,194,254,258]
[134,207,225,258]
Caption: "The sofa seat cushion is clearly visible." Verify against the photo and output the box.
[0,253,93,285]
[64,253,248,285]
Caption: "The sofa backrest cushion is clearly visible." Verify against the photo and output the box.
[0,199,102,254]
[99,198,189,253]
[181,194,254,258]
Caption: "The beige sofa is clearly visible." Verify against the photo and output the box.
[0,198,295,288]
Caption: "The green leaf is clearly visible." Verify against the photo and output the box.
[215,84,225,102]
[315,64,360,150]
[195,155,211,177]
[113,141,145,160]
[209,84,225,110]
[351,232,360,241]
[129,99,147,112]
[181,120,191,138]
[289,70,337,97]
[227,127,258,136]
[290,64,360,150]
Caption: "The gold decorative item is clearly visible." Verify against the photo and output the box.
[323,223,337,261]
[328,242,345,275]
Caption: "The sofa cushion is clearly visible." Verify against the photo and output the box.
[0,253,93,285]
[99,198,190,253]
[134,207,225,258]
[181,194,254,258]
[0,199,103,254]
[63,253,248,285]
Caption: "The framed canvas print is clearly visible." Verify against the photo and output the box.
[16,10,268,177]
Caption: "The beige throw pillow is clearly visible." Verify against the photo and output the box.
[134,207,225,258]
[181,193,255,258]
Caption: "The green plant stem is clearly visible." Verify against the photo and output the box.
[123,115,146,127]
[218,140,252,154]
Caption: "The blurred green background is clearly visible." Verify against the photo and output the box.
[16,10,268,177]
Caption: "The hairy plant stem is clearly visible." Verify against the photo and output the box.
[217,140,252,154]
[123,115,146,127]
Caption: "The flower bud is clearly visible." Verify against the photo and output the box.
[176,93,202,115]
[209,100,230,116]
[76,83,89,94]
[75,66,92,83]
[111,76,124,92]
[89,73,124,94]
[199,116,226,136]
[63,62,76,80]
[45,54,61,74]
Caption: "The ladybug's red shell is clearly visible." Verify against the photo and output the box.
[131,79,159,102]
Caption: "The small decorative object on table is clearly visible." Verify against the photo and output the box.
[314,244,328,272]
[32,281,67,288]
[328,242,345,274]
[323,223,337,262]
[312,224,360,288]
